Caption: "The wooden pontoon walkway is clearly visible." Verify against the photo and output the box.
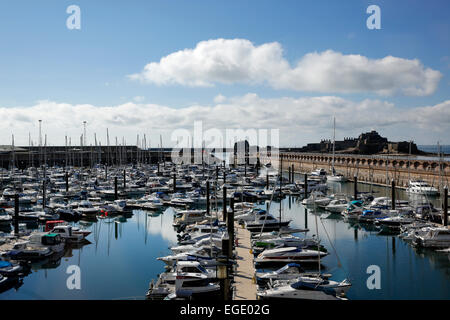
[233,222,257,300]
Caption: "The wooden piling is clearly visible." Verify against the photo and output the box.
[14,194,19,236]
[444,186,448,227]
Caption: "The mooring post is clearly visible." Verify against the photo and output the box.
[223,186,227,222]
[105,165,108,180]
[304,207,308,229]
[42,180,46,209]
[288,166,291,184]
[391,179,396,210]
[223,168,226,185]
[216,166,219,181]
[123,169,126,189]
[354,174,358,200]
[266,172,269,189]
[173,173,176,193]
[244,160,247,177]
[291,164,294,183]
[444,186,448,226]
[65,171,69,193]
[227,197,235,258]
[304,174,308,199]
[206,180,210,216]
[114,176,118,200]
[14,194,19,236]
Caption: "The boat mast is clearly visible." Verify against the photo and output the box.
[438,141,442,194]
[408,141,411,183]
[332,117,336,175]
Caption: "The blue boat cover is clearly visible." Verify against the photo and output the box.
[0,260,12,268]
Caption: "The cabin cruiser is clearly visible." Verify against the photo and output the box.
[254,246,328,264]
[147,272,220,300]
[1,240,53,261]
[245,215,291,233]
[255,263,330,286]
[49,225,88,243]
[358,209,392,223]
[0,260,29,277]
[406,180,439,196]
[173,210,207,227]
[0,208,12,224]
[342,200,364,219]
[414,227,450,248]
[75,201,99,217]
[327,173,347,183]
[252,235,324,253]
[27,232,65,253]
[236,209,269,223]
[257,276,351,300]
[156,248,221,267]
[301,191,328,206]
[170,237,223,254]
[375,214,415,231]
[310,168,327,178]
[158,261,217,284]
[325,199,348,213]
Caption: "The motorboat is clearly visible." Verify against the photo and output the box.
[1,241,53,261]
[255,263,330,286]
[414,227,450,248]
[245,215,291,233]
[325,199,348,213]
[342,200,364,219]
[158,261,217,284]
[406,180,439,196]
[301,191,328,206]
[358,209,392,223]
[0,208,12,224]
[75,201,99,217]
[0,260,29,277]
[257,276,351,300]
[173,210,207,227]
[27,232,65,254]
[375,214,415,231]
[254,246,328,265]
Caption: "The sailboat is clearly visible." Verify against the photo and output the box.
[327,117,347,182]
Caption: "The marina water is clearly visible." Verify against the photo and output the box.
[1,180,449,300]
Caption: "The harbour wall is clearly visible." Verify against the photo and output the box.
[261,152,450,191]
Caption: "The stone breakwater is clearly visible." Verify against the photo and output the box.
[261,152,450,190]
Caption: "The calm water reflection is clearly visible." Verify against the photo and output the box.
[0,209,177,300]
[263,181,450,300]
[1,180,449,300]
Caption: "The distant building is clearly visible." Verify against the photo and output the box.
[289,130,423,155]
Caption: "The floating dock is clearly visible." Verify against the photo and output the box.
[233,222,257,300]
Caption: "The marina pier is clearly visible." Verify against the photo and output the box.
[233,222,257,300]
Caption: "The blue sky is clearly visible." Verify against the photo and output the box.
[0,0,449,146]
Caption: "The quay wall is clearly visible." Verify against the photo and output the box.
[261,152,450,190]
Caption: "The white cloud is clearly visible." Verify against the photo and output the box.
[128,38,442,96]
[133,96,145,102]
[213,94,226,103]
[1,95,449,147]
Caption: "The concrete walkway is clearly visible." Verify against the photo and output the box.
[233,223,257,300]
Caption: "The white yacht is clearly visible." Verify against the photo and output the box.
[414,227,450,248]
[406,180,439,196]
[257,276,351,300]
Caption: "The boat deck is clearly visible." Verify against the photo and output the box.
[233,222,257,300]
